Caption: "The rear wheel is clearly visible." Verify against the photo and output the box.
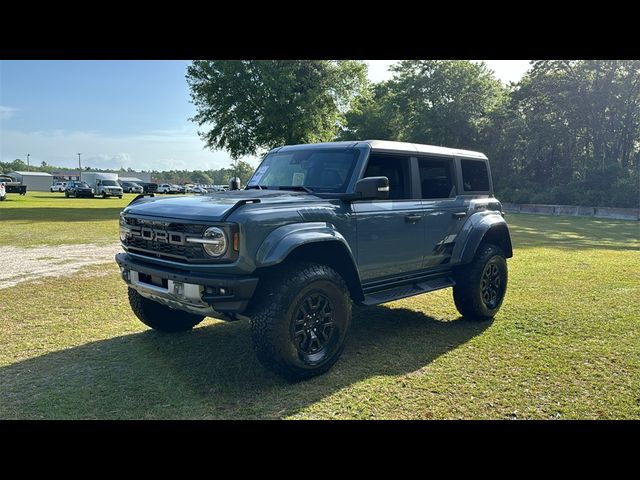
[453,243,508,320]
[128,288,204,332]
[250,262,352,381]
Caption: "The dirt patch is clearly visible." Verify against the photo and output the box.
[0,243,122,290]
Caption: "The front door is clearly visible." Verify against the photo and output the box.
[353,154,425,282]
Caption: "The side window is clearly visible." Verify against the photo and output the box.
[418,157,455,199]
[363,154,411,200]
[461,159,490,192]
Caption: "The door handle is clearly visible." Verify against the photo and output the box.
[405,214,422,223]
[452,212,467,219]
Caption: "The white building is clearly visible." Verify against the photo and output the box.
[9,171,54,191]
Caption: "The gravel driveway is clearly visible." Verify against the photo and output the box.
[0,243,122,289]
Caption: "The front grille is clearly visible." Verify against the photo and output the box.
[123,217,208,262]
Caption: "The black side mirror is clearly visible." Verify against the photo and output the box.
[354,176,389,200]
[229,177,241,190]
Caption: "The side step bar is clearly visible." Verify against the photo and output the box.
[361,276,455,306]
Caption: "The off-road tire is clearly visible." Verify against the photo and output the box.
[250,262,352,381]
[65,191,70,197]
[128,288,204,332]
[453,243,508,321]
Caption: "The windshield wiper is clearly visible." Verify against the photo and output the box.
[278,185,314,193]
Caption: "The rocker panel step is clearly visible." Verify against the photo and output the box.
[362,276,455,306]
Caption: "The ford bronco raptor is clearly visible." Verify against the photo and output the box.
[116,140,512,380]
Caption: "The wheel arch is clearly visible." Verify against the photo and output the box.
[254,222,364,303]
[452,213,513,265]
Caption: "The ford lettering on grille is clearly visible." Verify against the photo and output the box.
[134,227,185,245]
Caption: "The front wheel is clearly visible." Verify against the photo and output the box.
[128,288,204,332]
[250,263,352,381]
[65,191,70,197]
[453,243,508,321]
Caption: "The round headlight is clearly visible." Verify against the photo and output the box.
[202,227,227,257]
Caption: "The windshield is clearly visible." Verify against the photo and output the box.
[246,148,359,193]
[101,180,118,186]
[76,182,90,188]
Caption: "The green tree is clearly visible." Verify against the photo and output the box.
[339,82,406,141]
[190,171,212,185]
[186,60,368,158]
[388,60,506,147]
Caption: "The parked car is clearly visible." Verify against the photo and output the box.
[50,181,68,192]
[191,186,208,194]
[116,140,513,381]
[65,181,95,198]
[120,181,143,194]
[0,175,27,195]
[137,182,158,194]
[157,184,180,194]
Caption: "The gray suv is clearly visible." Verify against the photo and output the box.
[115,140,512,380]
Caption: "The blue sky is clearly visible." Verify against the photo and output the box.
[0,60,531,171]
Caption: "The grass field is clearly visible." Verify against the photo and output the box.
[1,192,639,419]
[0,191,131,246]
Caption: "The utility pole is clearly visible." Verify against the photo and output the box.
[77,153,82,181]
[26,153,30,169]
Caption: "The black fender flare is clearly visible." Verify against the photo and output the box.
[451,212,513,265]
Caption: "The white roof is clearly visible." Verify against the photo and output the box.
[365,140,487,159]
[12,171,53,177]
[276,140,487,160]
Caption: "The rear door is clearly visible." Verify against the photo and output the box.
[353,153,425,281]
[418,155,465,268]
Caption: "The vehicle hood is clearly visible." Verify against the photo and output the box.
[123,189,324,221]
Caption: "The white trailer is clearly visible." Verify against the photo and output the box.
[81,172,123,198]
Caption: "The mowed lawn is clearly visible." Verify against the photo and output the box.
[0,191,131,247]
[1,192,639,419]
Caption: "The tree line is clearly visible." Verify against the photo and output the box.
[187,60,640,208]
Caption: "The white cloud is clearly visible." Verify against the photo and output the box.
[0,128,260,171]
[0,105,16,121]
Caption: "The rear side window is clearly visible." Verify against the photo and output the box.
[461,159,490,192]
[418,157,454,198]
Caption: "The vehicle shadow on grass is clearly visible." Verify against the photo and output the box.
[1,207,123,222]
[0,305,491,419]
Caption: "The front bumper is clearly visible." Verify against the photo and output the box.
[115,252,259,317]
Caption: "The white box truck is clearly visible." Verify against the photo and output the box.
[81,172,123,198]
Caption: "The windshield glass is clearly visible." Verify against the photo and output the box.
[246,148,359,193]
[76,182,90,188]
[101,180,118,186]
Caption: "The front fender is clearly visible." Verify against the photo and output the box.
[255,222,355,268]
[451,211,512,265]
